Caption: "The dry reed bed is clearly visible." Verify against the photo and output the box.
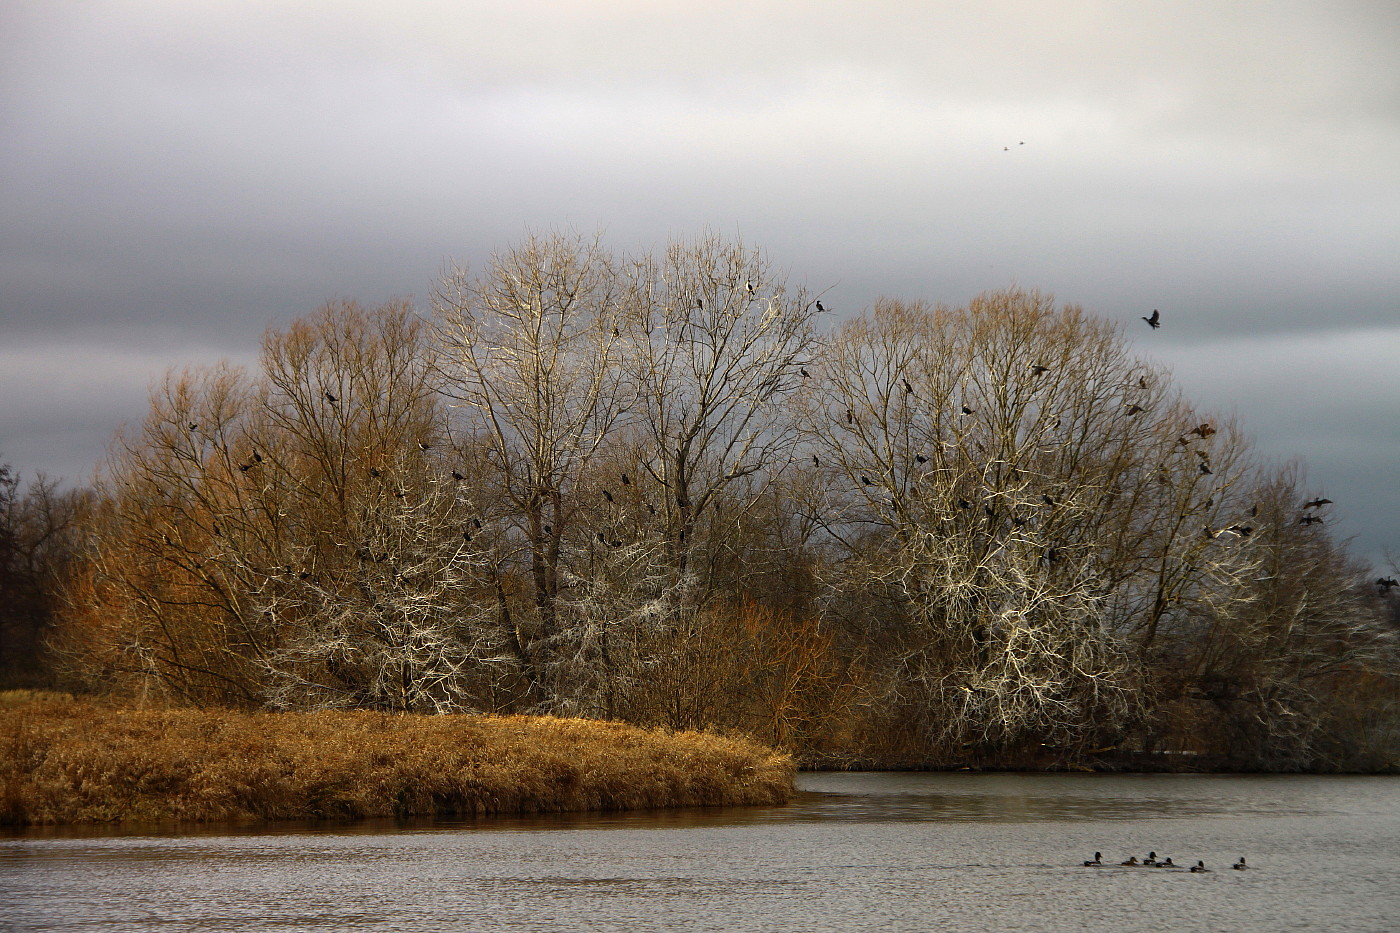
[0,693,793,826]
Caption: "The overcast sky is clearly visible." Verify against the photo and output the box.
[2,1,1397,567]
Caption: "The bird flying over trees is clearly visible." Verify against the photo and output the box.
[1142,309,1161,329]
[1378,577,1399,592]
[1299,514,1324,526]
[1302,497,1333,509]
[1187,423,1216,438]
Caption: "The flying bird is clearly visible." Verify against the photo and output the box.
[1377,577,1398,592]
[1188,423,1216,438]
[1302,497,1333,509]
[1031,364,1050,376]
[1142,309,1161,329]
[1299,514,1324,526]
[1126,404,1145,416]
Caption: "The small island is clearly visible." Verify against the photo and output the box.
[1,692,793,826]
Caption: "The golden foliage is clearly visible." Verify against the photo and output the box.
[0,692,793,826]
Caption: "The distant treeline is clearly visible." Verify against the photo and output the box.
[3,233,1398,772]
[0,691,792,825]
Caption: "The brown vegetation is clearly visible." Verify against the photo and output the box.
[0,692,793,826]
[8,233,1399,773]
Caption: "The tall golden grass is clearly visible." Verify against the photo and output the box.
[0,692,793,826]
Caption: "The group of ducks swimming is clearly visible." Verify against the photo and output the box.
[1082,852,1249,873]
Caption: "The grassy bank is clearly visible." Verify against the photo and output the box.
[0,692,793,826]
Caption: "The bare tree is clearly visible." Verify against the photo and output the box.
[433,233,631,709]
[801,290,1262,755]
[59,300,514,711]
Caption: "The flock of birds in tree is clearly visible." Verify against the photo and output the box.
[217,305,1400,591]
[1082,852,1249,873]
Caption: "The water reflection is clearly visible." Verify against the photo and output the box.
[5,772,1400,933]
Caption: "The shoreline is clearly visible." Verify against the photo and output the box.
[0,694,794,827]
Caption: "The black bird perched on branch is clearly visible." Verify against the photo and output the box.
[1199,462,1213,475]
[861,475,873,486]
[370,467,381,478]
[621,473,631,485]
[812,454,820,466]
[903,378,914,394]
[451,471,464,481]
[847,408,855,424]
[1126,404,1145,416]
[1142,309,1161,329]
[816,300,829,312]
[800,367,810,378]
[603,490,614,502]
[252,451,263,463]
[915,454,928,464]
[188,423,198,431]
[325,391,338,403]
[961,405,974,415]
[1302,497,1333,509]
[418,441,431,451]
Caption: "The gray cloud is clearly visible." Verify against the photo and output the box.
[2,0,1397,565]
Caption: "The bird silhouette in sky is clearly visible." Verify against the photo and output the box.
[1299,514,1324,526]
[1378,577,1399,592]
[1302,497,1333,509]
[1142,309,1161,329]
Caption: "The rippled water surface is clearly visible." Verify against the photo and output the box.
[5,772,1399,932]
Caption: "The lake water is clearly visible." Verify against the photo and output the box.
[4,772,1399,932]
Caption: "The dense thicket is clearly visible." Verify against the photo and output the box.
[32,234,1400,771]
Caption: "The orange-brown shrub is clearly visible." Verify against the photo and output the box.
[0,692,793,826]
